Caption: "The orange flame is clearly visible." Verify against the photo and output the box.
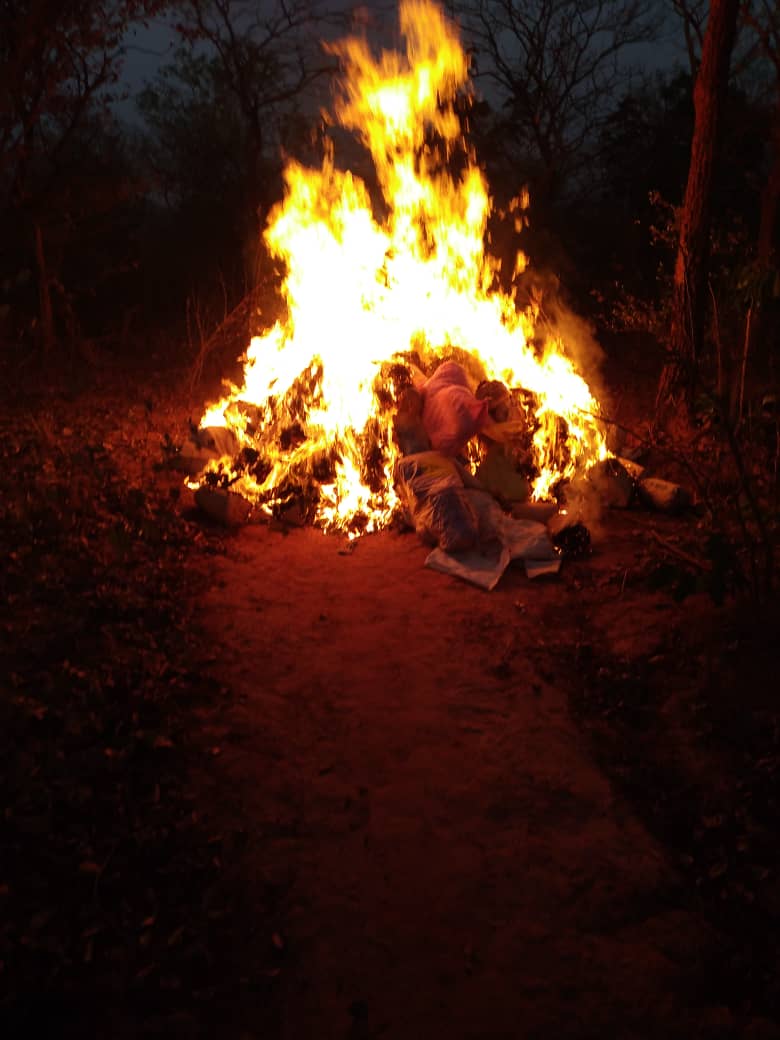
[196,0,608,531]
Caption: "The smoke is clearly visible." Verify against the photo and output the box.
[544,301,605,394]
[490,192,613,442]
[560,472,605,544]
[509,257,618,458]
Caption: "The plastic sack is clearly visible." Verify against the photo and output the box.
[395,450,463,498]
[395,451,479,552]
[412,485,479,553]
[420,362,488,456]
[424,497,558,589]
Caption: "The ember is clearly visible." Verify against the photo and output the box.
[191,0,608,533]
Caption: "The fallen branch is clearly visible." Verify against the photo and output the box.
[651,530,711,572]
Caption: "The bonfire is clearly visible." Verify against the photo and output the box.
[191,0,609,536]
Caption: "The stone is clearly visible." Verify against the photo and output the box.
[587,457,635,508]
[638,476,692,513]
[616,455,646,481]
[194,486,252,526]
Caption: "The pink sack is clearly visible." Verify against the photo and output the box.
[421,362,488,456]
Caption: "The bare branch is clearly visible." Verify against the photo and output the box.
[458,0,662,199]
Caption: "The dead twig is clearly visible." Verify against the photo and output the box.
[578,407,709,500]
[651,530,711,572]
[739,303,752,425]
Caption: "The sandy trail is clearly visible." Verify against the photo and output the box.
[203,523,713,1039]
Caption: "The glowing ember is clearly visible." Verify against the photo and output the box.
[194,0,608,532]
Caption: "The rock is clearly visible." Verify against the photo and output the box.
[174,445,220,477]
[587,457,635,508]
[638,476,692,513]
[194,486,252,526]
[616,455,646,481]
[172,425,240,477]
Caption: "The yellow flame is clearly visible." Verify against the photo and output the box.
[196,0,607,530]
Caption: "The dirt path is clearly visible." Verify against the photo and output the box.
[199,518,740,1039]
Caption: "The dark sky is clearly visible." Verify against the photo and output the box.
[118,15,181,120]
[117,3,682,124]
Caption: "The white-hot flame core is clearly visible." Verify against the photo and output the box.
[198,0,608,529]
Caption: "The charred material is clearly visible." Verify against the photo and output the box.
[393,385,431,456]
[476,379,512,421]
[548,510,591,558]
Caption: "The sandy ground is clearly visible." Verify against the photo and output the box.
[200,516,738,1039]
[3,355,776,1039]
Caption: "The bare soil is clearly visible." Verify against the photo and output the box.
[201,511,778,1040]
[1,346,778,1038]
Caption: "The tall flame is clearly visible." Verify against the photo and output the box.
[197,0,608,531]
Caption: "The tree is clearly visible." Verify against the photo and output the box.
[742,1,780,273]
[0,0,162,351]
[591,71,694,301]
[136,47,260,311]
[137,49,248,220]
[657,0,740,421]
[668,0,708,76]
[455,0,663,207]
[167,0,339,237]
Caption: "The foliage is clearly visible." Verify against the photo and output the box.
[136,48,253,309]
[138,49,247,211]
[135,0,339,322]
[456,0,664,205]
[600,73,694,217]
[0,0,165,349]
[161,0,339,221]
[668,0,776,89]
[0,374,281,1033]
[0,0,151,201]
[583,60,772,324]
[170,0,338,120]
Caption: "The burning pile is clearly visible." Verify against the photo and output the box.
[191,0,608,535]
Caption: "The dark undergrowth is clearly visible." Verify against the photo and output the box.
[570,600,780,1026]
[0,354,282,1038]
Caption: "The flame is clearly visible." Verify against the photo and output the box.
[196,0,608,531]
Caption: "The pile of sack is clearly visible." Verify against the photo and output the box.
[392,361,559,587]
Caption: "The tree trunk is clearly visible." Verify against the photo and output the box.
[757,97,780,270]
[657,0,740,425]
[739,96,780,404]
[33,216,56,353]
